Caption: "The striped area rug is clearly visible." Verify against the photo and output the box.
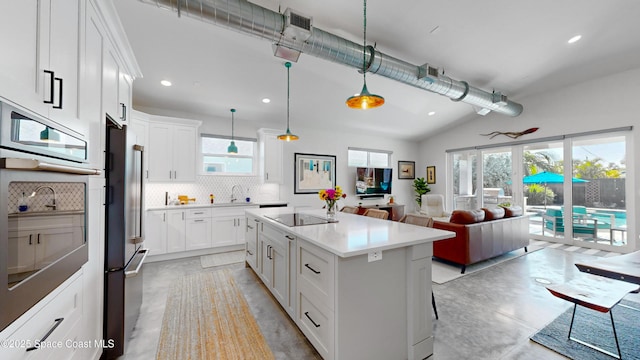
[157,269,274,360]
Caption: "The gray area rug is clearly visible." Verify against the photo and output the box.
[200,250,245,268]
[530,299,640,360]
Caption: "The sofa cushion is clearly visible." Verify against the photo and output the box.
[500,205,523,217]
[482,207,505,221]
[449,209,485,224]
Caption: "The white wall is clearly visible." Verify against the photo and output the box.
[276,126,420,211]
[418,67,639,250]
[136,107,422,211]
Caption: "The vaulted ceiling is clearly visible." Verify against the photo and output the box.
[114,0,640,141]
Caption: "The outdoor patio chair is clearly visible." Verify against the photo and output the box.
[542,208,598,238]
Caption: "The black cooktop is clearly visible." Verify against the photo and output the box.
[265,213,332,227]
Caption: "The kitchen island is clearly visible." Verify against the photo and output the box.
[245,208,455,360]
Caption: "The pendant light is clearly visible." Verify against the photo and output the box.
[278,62,299,141]
[227,108,238,154]
[346,0,384,110]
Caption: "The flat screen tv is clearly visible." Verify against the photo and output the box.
[355,167,392,197]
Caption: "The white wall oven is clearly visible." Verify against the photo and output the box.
[0,101,99,331]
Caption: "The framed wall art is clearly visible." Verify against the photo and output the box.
[294,153,336,194]
[426,166,436,184]
[398,161,415,179]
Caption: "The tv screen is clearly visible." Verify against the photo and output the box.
[356,167,392,196]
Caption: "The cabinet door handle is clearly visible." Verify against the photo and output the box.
[194,212,204,215]
[247,224,254,230]
[267,245,272,259]
[43,70,55,104]
[29,234,33,245]
[169,171,172,179]
[247,249,253,256]
[37,233,41,244]
[304,312,321,328]
[304,263,320,274]
[182,212,185,220]
[304,264,320,274]
[285,235,295,240]
[26,318,64,351]
[174,170,177,179]
[53,77,63,109]
[194,219,204,222]
[120,103,127,121]
[145,170,149,179]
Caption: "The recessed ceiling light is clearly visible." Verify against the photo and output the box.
[428,111,436,116]
[160,80,172,87]
[262,98,271,103]
[567,35,582,44]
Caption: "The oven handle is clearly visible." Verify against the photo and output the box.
[0,158,101,175]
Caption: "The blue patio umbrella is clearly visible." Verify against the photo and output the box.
[523,171,588,184]
[523,171,588,207]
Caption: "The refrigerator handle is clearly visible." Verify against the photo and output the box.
[134,144,144,241]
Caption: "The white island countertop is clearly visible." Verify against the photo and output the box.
[246,207,455,258]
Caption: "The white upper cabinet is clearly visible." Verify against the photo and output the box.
[147,118,200,182]
[0,0,80,126]
[258,129,284,183]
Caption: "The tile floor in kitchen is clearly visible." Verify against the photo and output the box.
[121,244,639,359]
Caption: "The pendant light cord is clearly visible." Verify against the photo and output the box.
[362,0,367,86]
[230,108,235,140]
[285,62,292,130]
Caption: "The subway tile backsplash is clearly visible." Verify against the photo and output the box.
[144,175,280,208]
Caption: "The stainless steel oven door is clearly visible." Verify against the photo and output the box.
[0,158,97,331]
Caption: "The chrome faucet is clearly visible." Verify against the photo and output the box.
[30,186,57,210]
[230,185,242,203]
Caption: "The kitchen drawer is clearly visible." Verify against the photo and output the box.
[297,240,335,310]
[261,223,295,247]
[298,291,334,360]
[1,271,83,360]
[186,208,212,219]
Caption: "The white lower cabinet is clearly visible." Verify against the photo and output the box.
[166,209,186,253]
[0,270,83,360]
[256,222,297,318]
[245,216,260,270]
[185,209,212,250]
[212,206,258,247]
[145,210,168,255]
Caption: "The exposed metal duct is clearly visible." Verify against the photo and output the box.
[138,0,524,116]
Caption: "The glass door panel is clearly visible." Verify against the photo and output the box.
[522,142,565,241]
[571,135,626,247]
[452,151,477,210]
[481,148,512,209]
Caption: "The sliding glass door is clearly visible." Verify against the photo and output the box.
[522,142,565,241]
[571,135,627,247]
[447,130,631,251]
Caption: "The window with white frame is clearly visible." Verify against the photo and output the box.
[201,134,256,175]
[348,147,392,167]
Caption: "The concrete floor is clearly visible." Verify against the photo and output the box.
[122,246,639,359]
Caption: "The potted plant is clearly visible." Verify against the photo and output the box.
[413,177,431,210]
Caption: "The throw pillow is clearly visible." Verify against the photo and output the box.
[449,209,485,224]
[482,207,505,221]
[500,205,523,217]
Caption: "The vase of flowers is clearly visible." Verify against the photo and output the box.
[319,185,346,222]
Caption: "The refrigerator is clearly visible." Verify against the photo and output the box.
[103,121,148,359]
